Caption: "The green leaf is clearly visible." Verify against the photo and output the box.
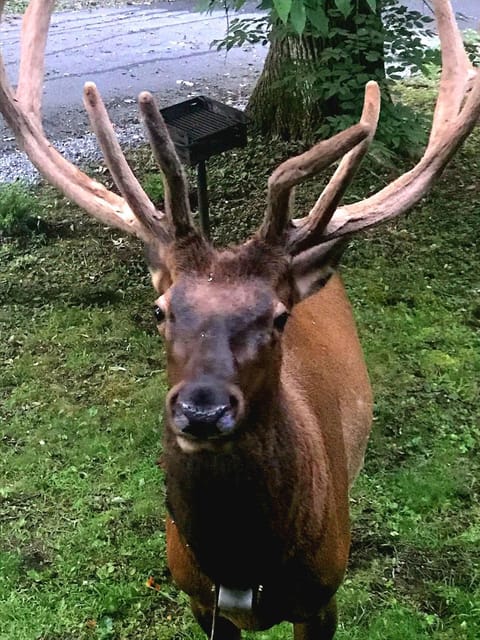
[273,0,292,24]
[290,0,306,35]
[334,0,353,19]
[307,5,328,36]
[365,0,376,13]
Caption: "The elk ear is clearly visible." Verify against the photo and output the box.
[145,241,173,294]
[291,239,348,301]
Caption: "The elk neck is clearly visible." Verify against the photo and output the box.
[163,370,334,592]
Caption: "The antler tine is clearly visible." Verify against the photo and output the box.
[138,91,196,240]
[16,0,55,128]
[287,81,381,254]
[0,0,170,246]
[317,0,480,243]
[429,0,473,145]
[83,82,169,243]
[259,121,371,244]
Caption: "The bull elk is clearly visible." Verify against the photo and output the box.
[1,0,479,637]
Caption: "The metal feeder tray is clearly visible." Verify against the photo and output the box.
[160,96,248,236]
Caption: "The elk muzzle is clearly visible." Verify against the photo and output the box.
[167,377,243,441]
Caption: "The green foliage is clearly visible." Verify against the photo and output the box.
[290,0,306,34]
[318,99,429,163]
[143,173,165,206]
[307,1,435,154]
[248,0,378,28]
[212,0,432,56]
[334,0,356,19]
[273,0,291,24]
[213,1,439,155]
[4,0,28,12]
[462,29,480,65]
[382,1,436,79]
[0,181,41,237]
[212,16,271,50]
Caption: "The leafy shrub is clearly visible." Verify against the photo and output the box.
[0,181,40,237]
[143,173,165,207]
[4,0,28,13]
[210,0,441,156]
[462,29,480,65]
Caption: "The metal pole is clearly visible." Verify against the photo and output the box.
[197,159,210,239]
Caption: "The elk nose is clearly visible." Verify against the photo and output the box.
[170,379,238,439]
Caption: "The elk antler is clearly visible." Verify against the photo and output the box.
[1,0,478,260]
[139,91,194,239]
[0,0,198,247]
[260,80,381,248]
[261,0,480,253]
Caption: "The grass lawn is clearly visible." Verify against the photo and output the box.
[0,93,479,638]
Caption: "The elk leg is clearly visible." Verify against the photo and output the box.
[293,596,337,640]
[190,598,241,640]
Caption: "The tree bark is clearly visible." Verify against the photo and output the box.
[247,34,323,140]
[247,1,387,140]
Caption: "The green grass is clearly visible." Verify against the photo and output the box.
[0,181,41,237]
[0,99,479,638]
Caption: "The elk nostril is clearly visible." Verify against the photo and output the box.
[172,401,237,438]
[169,381,242,439]
[172,402,189,431]
[180,402,229,425]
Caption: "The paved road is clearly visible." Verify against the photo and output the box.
[0,1,266,152]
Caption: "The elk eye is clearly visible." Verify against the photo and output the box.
[153,305,165,323]
[273,310,290,332]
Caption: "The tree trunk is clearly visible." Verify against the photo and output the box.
[247,1,387,140]
[247,34,323,140]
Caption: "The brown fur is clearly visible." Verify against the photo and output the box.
[156,239,372,639]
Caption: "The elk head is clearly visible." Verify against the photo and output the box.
[155,239,290,449]
[139,83,379,451]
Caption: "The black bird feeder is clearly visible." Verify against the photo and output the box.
[160,96,248,238]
